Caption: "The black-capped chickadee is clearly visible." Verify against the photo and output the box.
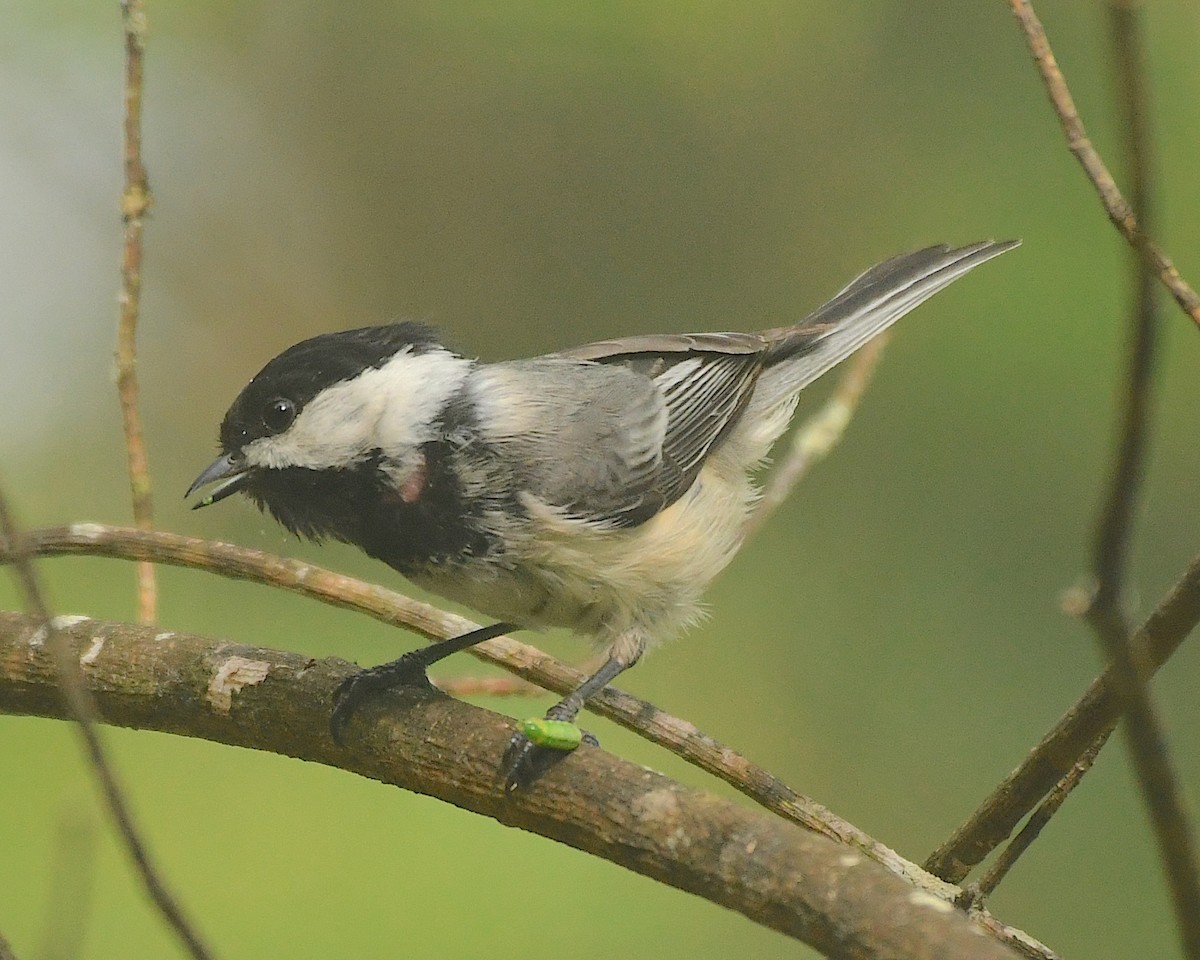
[187,240,1017,788]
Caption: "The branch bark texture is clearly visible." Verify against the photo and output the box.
[0,526,938,866]
[0,611,1025,960]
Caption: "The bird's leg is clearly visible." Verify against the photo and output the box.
[330,621,514,744]
[502,637,643,792]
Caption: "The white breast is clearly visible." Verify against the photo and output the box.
[410,453,756,650]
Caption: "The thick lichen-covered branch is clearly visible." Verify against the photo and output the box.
[0,525,929,864]
[0,611,1037,960]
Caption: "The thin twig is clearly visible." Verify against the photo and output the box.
[929,0,1200,891]
[986,0,1200,941]
[115,0,156,624]
[1006,0,1200,329]
[1072,6,1200,952]
[434,675,544,697]
[962,728,1111,906]
[0,506,212,960]
[0,522,1061,959]
[1091,0,1157,609]
[925,549,1200,882]
[744,333,889,540]
[436,652,608,698]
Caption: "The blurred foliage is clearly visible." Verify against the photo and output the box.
[2,1,1199,958]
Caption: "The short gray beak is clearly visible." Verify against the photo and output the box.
[186,453,250,508]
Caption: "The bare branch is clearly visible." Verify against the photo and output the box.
[115,0,156,623]
[0,503,212,960]
[929,0,1200,888]
[0,611,1038,960]
[1087,435,1200,953]
[0,523,1058,959]
[1070,3,1200,953]
[1089,0,1157,613]
[925,550,1200,881]
[744,333,889,540]
[434,674,545,697]
[437,652,606,698]
[939,6,1200,944]
[0,528,926,852]
[1005,0,1200,329]
[962,729,1110,906]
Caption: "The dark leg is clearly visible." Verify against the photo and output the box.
[501,652,634,793]
[330,621,514,745]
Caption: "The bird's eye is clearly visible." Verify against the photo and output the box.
[262,397,296,433]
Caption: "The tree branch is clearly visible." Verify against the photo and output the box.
[0,508,212,959]
[1073,6,1200,951]
[959,729,1110,905]
[116,0,156,624]
[0,524,1059,959]
[925,549,1200,881]
[0,525,914,854]
[0,611,1034,960]
[1005,0,1200,329]
[928,5,1200,917]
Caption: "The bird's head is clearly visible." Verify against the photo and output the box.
[186,322,471,539]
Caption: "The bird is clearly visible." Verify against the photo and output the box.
[187,239,1017,789]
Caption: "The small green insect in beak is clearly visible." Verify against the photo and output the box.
[520,717,584,751]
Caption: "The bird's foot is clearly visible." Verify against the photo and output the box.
[330,653,435,745]
[501,705,597,793]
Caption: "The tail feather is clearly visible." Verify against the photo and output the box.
[760,240,1019,397]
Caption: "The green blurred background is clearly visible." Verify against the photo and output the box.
[3,1,1199,957]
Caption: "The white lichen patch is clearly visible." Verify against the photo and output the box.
[838,853,862,868]
[79,635,105,666]
[908,890,955,914]
[153,632,176,643]
[67,522,107,542]
[631,787,681,826]
[206,656,270,714]
[631,788,692,852]
[29,615,91,647]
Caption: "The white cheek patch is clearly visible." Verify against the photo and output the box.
[246,380,381,470]
[244,347,473,471]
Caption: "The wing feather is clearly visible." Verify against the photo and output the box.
[486,240,1018,527]
[545,349,767,525]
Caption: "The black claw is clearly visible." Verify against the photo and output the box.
[499,652,626,792]
[329,654,435,745]
[500,725,599,794]
[501,732,567,793]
